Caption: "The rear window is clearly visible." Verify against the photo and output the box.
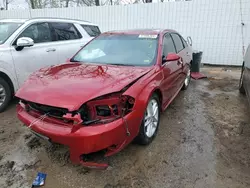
[81,25,101,37]
[50,22,82,41]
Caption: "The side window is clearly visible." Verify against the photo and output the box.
[171,33,185,53]
[81,25,101,37]
[51,22,82,41]
[19,22,52,43]
[163,33,176,58]
[181,37,188,48]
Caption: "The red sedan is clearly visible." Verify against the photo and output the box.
[16,29,192,169]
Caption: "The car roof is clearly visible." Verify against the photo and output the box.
[0,19,28,23]
[104,28,177,35]
[0,18,97,26]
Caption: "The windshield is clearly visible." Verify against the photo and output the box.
[0,22,22,44]
[72,34,159,66]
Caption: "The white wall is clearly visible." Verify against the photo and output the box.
[0,0,249,65]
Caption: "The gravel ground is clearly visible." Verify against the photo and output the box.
[1,67,250,188]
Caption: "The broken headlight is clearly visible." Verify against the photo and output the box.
[79,93,135,125]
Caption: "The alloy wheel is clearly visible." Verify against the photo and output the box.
[144,99,159,138]
[0,84,6,107]
[184,68,191,87]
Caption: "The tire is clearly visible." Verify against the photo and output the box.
[182,65,191,90]
[135,93,160,145]
[0,78,12,112]
[239,62,245,94]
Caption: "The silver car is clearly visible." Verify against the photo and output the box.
[0,17,101,112]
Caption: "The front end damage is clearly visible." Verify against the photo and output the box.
[17,91,139,169]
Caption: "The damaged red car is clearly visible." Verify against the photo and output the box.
[16,29,192,169]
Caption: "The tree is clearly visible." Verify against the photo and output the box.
[95,0,99,6]
[3,0,14,10]
[27,0,52,9]
[140,0,152,3]
[65,0,69,7]
[29,0,35,8]
[26,0,118,8]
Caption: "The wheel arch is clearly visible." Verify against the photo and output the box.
[0,71,15,96]
[136,84,164,114]
[134,87,163,145]
[153,88,163,110]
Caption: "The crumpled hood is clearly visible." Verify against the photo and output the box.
[16,63,152,111]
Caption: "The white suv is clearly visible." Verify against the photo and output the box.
[0,18,101,112]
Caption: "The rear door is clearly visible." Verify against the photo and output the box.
[161,33,180,105]
[170,33,186,88]
[49,22,86,63]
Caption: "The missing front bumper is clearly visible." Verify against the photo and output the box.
[17,104,137,168]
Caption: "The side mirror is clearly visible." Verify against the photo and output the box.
[17,37,34,48]
[166,53,180,62]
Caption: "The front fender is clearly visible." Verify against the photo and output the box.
[123,68,163,136]
[125,67,163,111]
[137,81,162,111]
[0,47,19,92]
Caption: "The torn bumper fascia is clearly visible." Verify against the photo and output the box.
[17,104,140,169]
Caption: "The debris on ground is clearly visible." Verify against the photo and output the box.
[191,72,207,80]
[32,172,47,187]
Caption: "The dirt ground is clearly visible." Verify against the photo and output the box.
[1,66,250,188]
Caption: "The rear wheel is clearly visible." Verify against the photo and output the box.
[0,78,12,112]
[136,94,160,145]
[182,66,191,90]
[239,62,245,94]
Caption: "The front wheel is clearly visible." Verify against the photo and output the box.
[0,78,12,112]
[135,94,160,145]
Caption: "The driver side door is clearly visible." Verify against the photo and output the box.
[161,33,181,105]
[10,22,59,87]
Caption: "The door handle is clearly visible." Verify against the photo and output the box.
[46,48,56,52]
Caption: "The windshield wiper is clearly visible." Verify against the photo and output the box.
[70,59,81,62]
[109,63,134,66]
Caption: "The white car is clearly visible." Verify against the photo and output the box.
[0,18,101,112]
